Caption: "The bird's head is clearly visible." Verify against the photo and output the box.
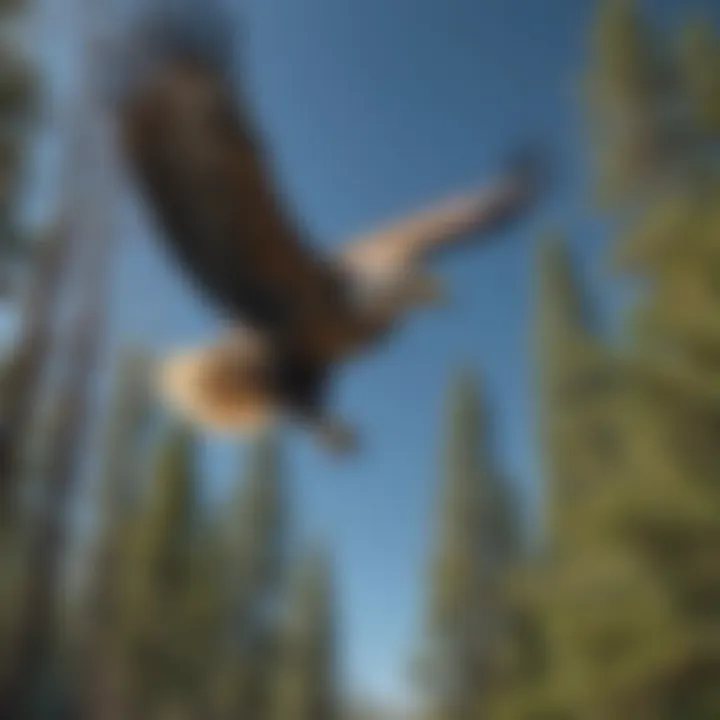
[156,334,360,455]
[156,338,280,438]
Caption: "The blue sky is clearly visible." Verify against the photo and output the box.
[36,0,720,710]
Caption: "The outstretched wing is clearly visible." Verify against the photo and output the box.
[338,159,539,278]
[118,11,343,338]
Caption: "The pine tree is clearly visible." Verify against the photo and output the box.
[271,549,338,720]
[114,424,216,719]
[420,371,518,720]
[490,8,720,718]
[81,350,154,720]
[584,0,678,206]
[484,240,623,720]
[0,0,122,709]
[212,431,288,720]
[0,0,48,515]
[680,19,720,137]
[586,5,720,715]
[0,220,73,516]
[534,237,627,550]
[487,236,680,719]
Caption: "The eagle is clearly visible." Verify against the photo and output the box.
[116,6,542,452]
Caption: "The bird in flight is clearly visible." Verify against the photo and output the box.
[116,5,542,452]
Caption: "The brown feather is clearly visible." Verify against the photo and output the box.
[120,58,373,364]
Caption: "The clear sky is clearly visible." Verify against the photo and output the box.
[41,0,718,710]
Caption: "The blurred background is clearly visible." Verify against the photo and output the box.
[1,0,720,718]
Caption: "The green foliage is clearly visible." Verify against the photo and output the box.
[680,19,720,137]
[210,431,289,720]
[271,550,338,720]
[535,238,626,548]
[228,431,287,603]
[585,0,679,205]
[114,423,216,718]
[37,374,340,720]
[420,371,520,719]
[487,7,720,719]
[6,3,719,719]
[80,350,154,718]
